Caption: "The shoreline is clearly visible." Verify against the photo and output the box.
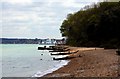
[32,60,69,77]
[39,46,119,77]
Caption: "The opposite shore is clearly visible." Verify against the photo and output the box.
[39,46,119,77]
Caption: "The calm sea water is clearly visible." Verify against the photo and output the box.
[1,44,69,77]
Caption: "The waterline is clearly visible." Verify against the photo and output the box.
[32,60,69,77]
[2,44,69,77]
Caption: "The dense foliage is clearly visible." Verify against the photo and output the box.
[60,2,120,48]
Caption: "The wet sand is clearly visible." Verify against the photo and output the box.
[40,47,119,77]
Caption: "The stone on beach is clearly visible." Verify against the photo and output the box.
[41,46,119,77]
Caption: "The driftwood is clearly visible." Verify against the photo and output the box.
[72,50,79,53]
[49,50,64,52]
[38,47,53,50]
[53,56,75,60]
[49,49,70,52]
[51,52,71,55]
[51,50,79,55]
[38,46,69,51]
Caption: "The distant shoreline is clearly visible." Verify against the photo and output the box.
[0,38,64,44]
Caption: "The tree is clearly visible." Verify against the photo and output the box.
[60,2,120,48]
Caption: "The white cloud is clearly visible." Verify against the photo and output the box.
[2,26,32,38]
[60,0,101,8]
[1,0,32,5]
[1,0,101,38]
[60,0,81,8]
[3,15,30,22]
[39,0,101,8]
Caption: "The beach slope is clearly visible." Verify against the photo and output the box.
[43,47,119,77]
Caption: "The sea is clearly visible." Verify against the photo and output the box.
[1,44,69,77]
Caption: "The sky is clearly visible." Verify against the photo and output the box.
[1,0,117,39]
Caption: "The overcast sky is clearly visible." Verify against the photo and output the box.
[1,0,105,39]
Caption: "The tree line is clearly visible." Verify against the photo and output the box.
[60,2,120,48]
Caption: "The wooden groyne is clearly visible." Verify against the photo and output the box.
[49,49,70,52]
[53,56,75,60]
[51,50,79,55]
[38,45,69,52]
[51,52,71,55]
[38,47,52,50]
[38,46,56,50]
[38,45,79,60]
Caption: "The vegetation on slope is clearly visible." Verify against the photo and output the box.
[60,2,120,48]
